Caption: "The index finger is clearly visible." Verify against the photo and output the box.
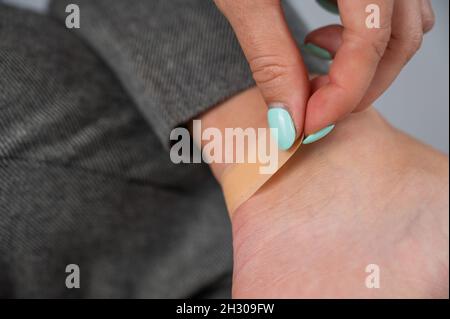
[304,0,394,135]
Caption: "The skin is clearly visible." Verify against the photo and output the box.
[195,87,449,298]
[213,0,435,136]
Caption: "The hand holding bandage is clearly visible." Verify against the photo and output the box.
[192,87,305,215]
[214,0,435,151]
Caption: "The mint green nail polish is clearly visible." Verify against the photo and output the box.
[316,0,339,14]
[268,107,296,151]
[303,43,333,60]
[303,124,336,145]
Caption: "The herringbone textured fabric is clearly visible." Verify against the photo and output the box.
[0,1,322,298]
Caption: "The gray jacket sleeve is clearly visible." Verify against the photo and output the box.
[50,0,325,148]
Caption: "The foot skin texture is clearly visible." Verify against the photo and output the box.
[231,109,449,298]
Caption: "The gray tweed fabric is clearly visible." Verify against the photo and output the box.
[0,1,321,298]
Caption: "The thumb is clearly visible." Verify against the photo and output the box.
[215,0,310,150]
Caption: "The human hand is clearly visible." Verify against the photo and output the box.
[213,0,435,149]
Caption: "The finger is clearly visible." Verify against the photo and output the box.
[306,1,428,113]
[215,0,310,150]
[420,0,435,33]
[356,0,424,110]
[304,24,344,59]
[304,0,394,135]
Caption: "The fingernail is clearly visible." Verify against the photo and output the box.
[303,124,336,145]
[302,43,333,60]
[268,107,296,151]
[316,0,339,14]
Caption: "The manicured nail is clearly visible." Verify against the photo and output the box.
[268,107,296,151]
[316,0,339,14]
[302,43,333,60]
[303,124,336,145]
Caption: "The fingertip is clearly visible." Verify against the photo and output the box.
[304,24,344,56]
[304,83,350,135]
[267,105,301,151]
[302,43,333,60]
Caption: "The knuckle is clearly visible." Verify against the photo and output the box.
[404,32,424,59]
[370,37,390,59]
[410,32,424,50]
[390,31,424,64]
[369,31,392,59]
[422,16,435,33]
[249,55,290,87]
[346,29,391,60]
[366,23,392,59]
